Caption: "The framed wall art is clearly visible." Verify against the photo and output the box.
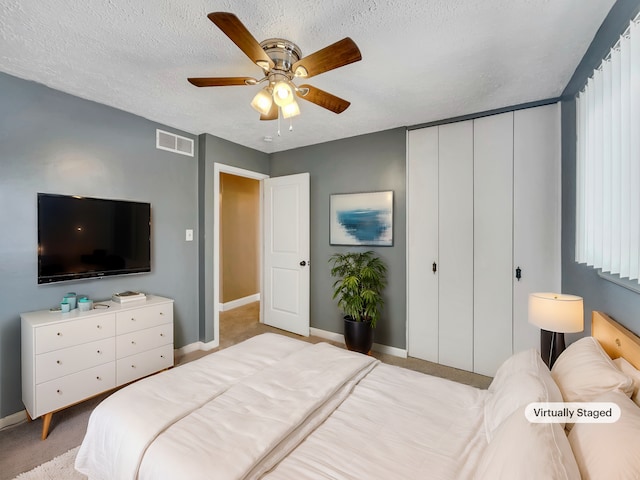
[330,191,393,246]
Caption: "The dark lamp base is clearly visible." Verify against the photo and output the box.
[540,329,566,368]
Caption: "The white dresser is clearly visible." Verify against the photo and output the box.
[21,295,174,439]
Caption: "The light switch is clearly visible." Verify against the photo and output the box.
[185,229,193,241]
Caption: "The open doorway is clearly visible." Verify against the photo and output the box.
[219,172,260,310]
[219,173,261,340]
[213,164,269,348]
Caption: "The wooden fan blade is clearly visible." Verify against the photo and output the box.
[260,101,279,121]
[296,85,350,114]
[188,77,256,87]
[208,12,274,70]
[292,38,361,79]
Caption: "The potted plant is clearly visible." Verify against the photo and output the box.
[329,250,387,354]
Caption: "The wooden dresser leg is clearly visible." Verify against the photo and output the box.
[41,412,53,440]
[25,410,33,422]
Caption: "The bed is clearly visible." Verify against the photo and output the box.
[75,311,640,480]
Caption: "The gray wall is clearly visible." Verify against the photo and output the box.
[561,0,640,337]
[198,134,269,342]
[0,72,200,418]
[270,128,407,349]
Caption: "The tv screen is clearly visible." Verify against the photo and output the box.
[38,193,151,284]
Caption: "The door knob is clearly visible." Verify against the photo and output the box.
[299,261,306,266]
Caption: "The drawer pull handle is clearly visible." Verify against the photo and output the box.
[131,318,136,321]
[97,350,101,354]
[97,325,101,329]
[56,389,61,394]
[57,332,62,336]
[160,355,165,358]
[96,376,101,380]
[160,333,164,337]
[131,341,136,345]
[160,312,164,316]
[56,360,61,364]
[131,365,136,368]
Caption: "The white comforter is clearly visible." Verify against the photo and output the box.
[76,333,489,480]
[264,363,488,480]
[76,334,378,480]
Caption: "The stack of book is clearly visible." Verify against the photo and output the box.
[112,291,146,303]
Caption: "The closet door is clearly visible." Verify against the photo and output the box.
[407,127,439,362]
[513,103,561,353]
[438,120,474,371]
[473,112,514,376]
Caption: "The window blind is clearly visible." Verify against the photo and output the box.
[576,13,640,283]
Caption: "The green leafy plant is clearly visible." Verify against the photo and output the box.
[329,250,387,328]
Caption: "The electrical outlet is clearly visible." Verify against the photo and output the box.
[186,229,193,241]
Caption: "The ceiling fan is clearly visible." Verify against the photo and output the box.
[188,12,362,121]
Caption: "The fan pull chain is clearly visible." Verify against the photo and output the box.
[289,118,293,132]
[277,113,281,136]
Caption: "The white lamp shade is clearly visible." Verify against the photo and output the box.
[528,292,584,333]
[250,89,273,115]
[281,100,300,118]
[272,81,294,107]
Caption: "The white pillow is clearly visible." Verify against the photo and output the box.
[484,372,546,441]
[489,348,546,392]
[613,357,640,407]
[551,336,634,402]
[568,390,640,480]
[475,407,581,480]
[485,348,565,439]
[490,348,561,398]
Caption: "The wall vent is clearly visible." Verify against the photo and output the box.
[156,129,194,157]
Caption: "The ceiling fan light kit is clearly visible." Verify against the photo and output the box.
[272,80,294,107]
[187,12,362,127]
[281,101,301,119]
[250,88,274,116]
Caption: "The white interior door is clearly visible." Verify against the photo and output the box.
[473,111,514,376]
[438,120,474,371]
[263,173,310,336]
[513,103,561,352]
[407,127,439,362]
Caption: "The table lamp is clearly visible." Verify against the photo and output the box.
[528,292,584,368]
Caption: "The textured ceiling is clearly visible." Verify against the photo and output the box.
[0,0,615,153]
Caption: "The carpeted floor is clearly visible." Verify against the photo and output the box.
[13,447,81,480]
[0,302,490,479]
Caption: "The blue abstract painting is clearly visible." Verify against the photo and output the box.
[330,191,393,246]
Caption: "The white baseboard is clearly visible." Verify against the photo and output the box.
[0,409,27,431]
[175,339,219,356]
[310,327,407,358]
[175,325,406,360]
[219,293,260,312]
[373,342,408,358]
[310,327,344,343]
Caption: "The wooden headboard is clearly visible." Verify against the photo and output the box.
[592,311,640,369]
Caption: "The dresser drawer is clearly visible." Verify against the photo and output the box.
[35,363,116,417]
[36,337,115,384]
[35,315,116,354]
[116,344,173,386]
[116,323,173,359]
[116,303,172,335]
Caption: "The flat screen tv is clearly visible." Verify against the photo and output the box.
[38,193,151,284]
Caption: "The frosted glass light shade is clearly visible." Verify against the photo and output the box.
[281,100,300,118]
[528,293,584,333]
[273,81,294,107]
[250,89,273,115]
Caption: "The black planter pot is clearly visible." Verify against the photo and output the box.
[343,316,374,354]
